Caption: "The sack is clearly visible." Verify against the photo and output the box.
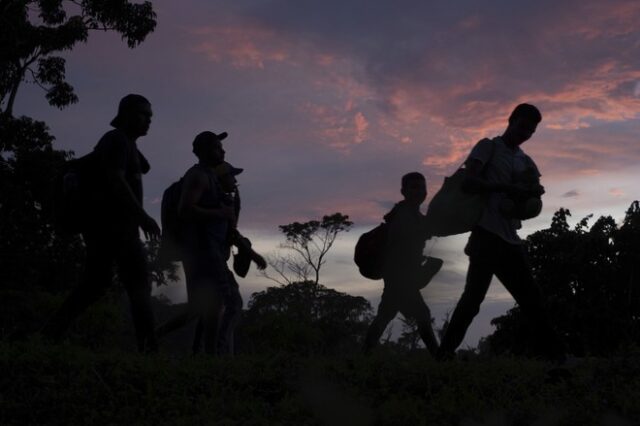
[158,179,184,262]
[424,168,488,237]
[354,222,388,280]
[52,152,102,233]
[233,234,253,278]
[424,138,494,237]
[418,256,443,289]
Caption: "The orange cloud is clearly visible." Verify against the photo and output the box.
[190,25,294,69]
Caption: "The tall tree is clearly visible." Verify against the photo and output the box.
[262,213,353,286]
[0,2,158,341]
[0,0,156,115]
[0,0,157,292]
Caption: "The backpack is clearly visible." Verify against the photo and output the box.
[354,222,389,280]
[158,179,184,263]
[52,152,102,233]
[424,138,495,237]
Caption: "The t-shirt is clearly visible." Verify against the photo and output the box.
[384,201,427,275]
[181,165,229,251]
[92,128,150,229]
[467,137,540,244]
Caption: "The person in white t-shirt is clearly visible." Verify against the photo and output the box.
[437,104,566,362]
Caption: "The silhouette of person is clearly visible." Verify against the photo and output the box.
[43,94,160,352]
[175,131,267,355]
[436,103,566,362]
[363,172,440,355]
[156,159,266,355]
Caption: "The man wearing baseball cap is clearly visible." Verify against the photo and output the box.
[44,94,160,353]
[177,130,237,355]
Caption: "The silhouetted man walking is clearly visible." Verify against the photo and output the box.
[177,131,237,355]
[156,159,266,355]
[44,94,160,352]
[364,172,440,355]
[437,103,566,362]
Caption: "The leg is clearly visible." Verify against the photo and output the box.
[183,252,217,355]
[438,259,493,358]
[117,237,157,353]
[494,246,566,361]
[183,243,229,356]
[363,284,400,353]
[399,291,439,356]
[201,292,223,355]
[217,271,243,356]
[42,233,113,341]
[192,317,204,354]
[156,307,198,338]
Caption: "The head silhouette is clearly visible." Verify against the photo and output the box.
[401,172,427,206]
[192,131,228,166]
[215,161,243,193]
[505,103,542,146]
[110,94,152,138]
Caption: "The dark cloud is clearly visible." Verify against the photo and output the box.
[235,0,640,129]
[562,189,581,198]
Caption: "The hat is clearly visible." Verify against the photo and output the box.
[110,94,150,128]
[192,130,228,155]
[215,161,243,177]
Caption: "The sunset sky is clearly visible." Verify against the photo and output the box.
[17,0,640,347]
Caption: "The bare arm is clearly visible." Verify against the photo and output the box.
[107,170,146,218]
[234,232,267,270]
[106,169,160,239]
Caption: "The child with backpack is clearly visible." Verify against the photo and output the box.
[362,172,441,355]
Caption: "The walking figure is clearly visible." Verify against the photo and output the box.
[363,172,441,355]
[437,104,566,362]
[44,94,160,352]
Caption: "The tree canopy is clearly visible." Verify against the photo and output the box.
[0,1,158,339]
[263,213,353,285]
[239,280,373,354]
[1,0,156,115]
[483,202,640,357]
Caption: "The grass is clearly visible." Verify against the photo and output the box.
[1,341,638,425]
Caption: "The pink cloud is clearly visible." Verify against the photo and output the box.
[354,112,369,144]
[610,188,626,197]
[190,25,293,69]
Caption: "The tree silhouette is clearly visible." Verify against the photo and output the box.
[0,1,159,340]
[239,280,372,354]
[484,202,640,356]
[1,0,156,115]
[262,213,353,286]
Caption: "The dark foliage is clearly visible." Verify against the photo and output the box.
[483,202,640,357]
[0,0,156,115]
[0,2,173,342]
[2,342,640,425]
[238,280,373,355]
[0,114,84,293]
